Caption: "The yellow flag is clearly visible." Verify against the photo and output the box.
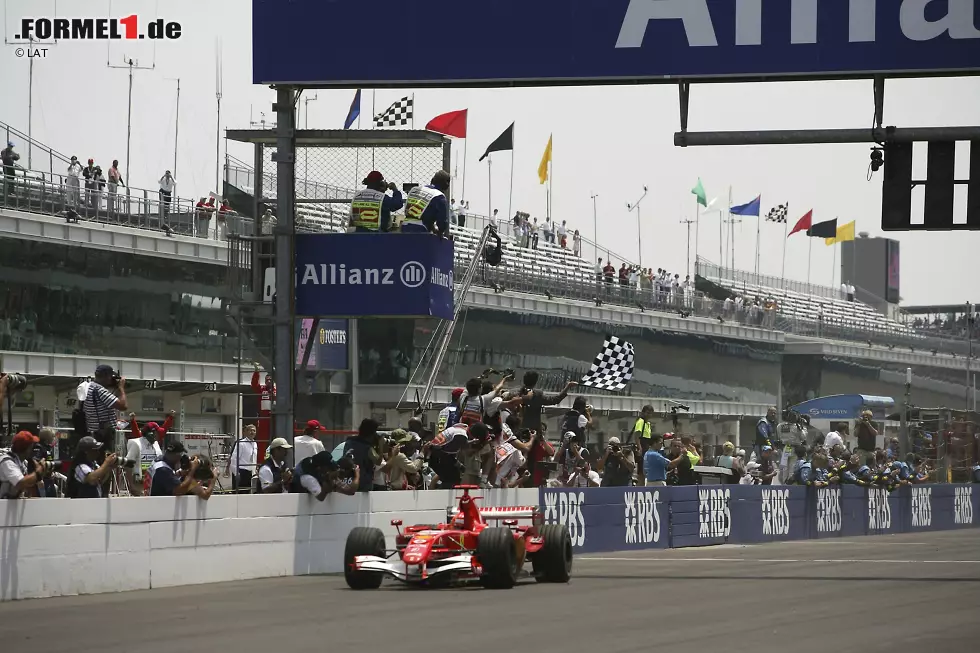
[826,220,856,246]
[538,134,553,185]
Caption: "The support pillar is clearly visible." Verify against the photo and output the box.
[274,86,297,462]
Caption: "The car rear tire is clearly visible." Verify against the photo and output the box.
[477,527,518,589]
[534,524,572,583]
[344,526,386,590]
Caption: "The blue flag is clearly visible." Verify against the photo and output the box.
[344,89,361,129]
[730,195,761,216]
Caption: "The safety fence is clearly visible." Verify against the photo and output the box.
[539,483,978,554]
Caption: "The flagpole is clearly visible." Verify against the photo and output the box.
[780,203,790,282]
[694,199,700,274]
[354,110,361,190]
[507,125,515,226]
[755,202,762,276]
[461,138,467,206]
[371,90,377,168]
[410,93,415,184]
[487,154,492,224]
[728,186,734,271]
[806,235,813,296]
[831,238,838,287]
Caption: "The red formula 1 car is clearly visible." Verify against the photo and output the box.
[344,486,572,589]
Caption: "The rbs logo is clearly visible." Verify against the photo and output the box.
[868,487,892,530]
[910,486,932,528]
[698,488,731,539]
[954,487,974,525]
[816,487,842,534]
[544,491,586,547]
[625,490,662,545]
[761,488,790,536]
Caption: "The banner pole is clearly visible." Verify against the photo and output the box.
[507,126,515,225]
[461,138,467,207]
[487,154,492,223]
[780,203,789,283]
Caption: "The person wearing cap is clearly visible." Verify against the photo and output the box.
[294,420,327,464]
[386,429,429,490]
[259,437,294,493]
[1,141,19,197]
[402,170,451,236]
[0,431,47,499]
[66,436,119,499]
[83,364,128,442]
[350,171,404,233]
[123,410,174,496]
[755,406,778,460]
[291,450,348,500]
[149,441,214,499]
[66,155,83,206]
[758,445,778,486]
[227,424,258,493]
[597,436,635,487]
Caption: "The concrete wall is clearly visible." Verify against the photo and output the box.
[0,488,538,601]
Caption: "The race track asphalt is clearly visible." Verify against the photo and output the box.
[2,529,978,653]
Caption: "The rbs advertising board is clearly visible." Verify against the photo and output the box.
[294,234,454,319]
[541,484,980,555]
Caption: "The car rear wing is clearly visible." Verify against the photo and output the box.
[445,504,542,525]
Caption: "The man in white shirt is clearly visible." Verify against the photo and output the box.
[227,424,258,493]
[489,207,497,228]
[294,420,327,464]
[123,413,170,496]
[824,430,844,452]
[565,457,600,488]
[557,220,568,248]
[847,284,855,302]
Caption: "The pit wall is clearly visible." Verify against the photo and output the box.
[0,488,537,601]
[2,485,976,602]
[539,484,979,553]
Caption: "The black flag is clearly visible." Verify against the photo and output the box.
[479,122,514,161]
[806,218,838,238]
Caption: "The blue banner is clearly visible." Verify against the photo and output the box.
[296,319,350,370]
[540,484,980,555]
[294,234,454,319]
[253,0,980,86]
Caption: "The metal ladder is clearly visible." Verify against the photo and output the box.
[401,225,496,413]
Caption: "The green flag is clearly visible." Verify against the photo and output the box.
[691,178,707,207]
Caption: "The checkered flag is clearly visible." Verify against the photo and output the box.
[766,204,789,223]
[578,335,634,391]
[375,96,413,128]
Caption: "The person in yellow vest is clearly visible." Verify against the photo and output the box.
[350,170,403,233]
[402,170,451,236]
[632,404,655,484]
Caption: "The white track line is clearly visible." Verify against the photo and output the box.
[579,557,980,564]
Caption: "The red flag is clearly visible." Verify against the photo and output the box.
[788,210,813,237]
[425,109,468,138]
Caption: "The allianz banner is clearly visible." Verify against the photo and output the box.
[539,484,979,555]
[294,233,454,319]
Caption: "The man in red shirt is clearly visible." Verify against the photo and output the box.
[251,364,276,461]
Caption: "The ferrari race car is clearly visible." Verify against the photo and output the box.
[344,485,572,589]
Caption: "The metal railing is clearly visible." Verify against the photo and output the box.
[1,120,74,179]
[0,166,255,239]
[697,256,845,301]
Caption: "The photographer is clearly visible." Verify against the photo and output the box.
[258,438,294,494]
[524,425,555,488]
[344,418,382,492]
[0,431,47,499]
[66,436,118,499]
[149,442,215,499]
[291,451,358,500]
[82,365,128,441]
[458,373,511,428]
[855,410,879,455]
[597,436,635,487]
[32,427,65,497]
[565,454,600,488]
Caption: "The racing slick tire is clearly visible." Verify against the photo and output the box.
[533,524,572,583]
[344,526,386,590]
[477,527,518,589]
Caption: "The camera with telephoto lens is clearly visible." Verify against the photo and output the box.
[2,373,28,394]
[180,454,215,481]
